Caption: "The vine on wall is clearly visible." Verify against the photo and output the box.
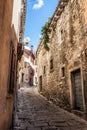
[41,22,50,51]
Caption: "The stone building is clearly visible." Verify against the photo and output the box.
[19,46,37,86]
[37,0,87,118]
[0,0,26,129]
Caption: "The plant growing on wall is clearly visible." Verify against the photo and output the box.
[17,43,24,61]
[41,20,50,51]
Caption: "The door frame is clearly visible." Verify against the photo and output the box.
[39,76,42,91]
[71,69,83,111]
[69,67,86,112]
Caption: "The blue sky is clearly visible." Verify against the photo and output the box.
[24,0,59,51]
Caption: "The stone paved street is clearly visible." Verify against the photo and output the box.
[13,87,87,130]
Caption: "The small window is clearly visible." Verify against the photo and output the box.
[61,67,65,77]
[43,66,46,74]
[61,29,63,41]
[73,15,76,21]
[50,59,53,70]
[61,30,63,34]
[58,28,64,44]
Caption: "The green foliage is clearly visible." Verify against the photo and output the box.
[17,43,24,61]
[41,21,50,51]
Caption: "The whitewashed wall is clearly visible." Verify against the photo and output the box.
[12,0,22,41]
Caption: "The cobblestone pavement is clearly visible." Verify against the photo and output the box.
[13,87,87,130]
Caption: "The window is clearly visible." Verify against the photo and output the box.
[58,27,64,44]
[61,29,64,41]
[61,30,63,35]
[61,67,65,77]
[50,59,53,71]
[73,15,76,20]
[43,66,46,74]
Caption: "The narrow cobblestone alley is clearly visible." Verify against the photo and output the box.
[13,87,87,130]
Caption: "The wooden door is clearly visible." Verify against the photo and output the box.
[39,76,42,91]
[71,69,83,111]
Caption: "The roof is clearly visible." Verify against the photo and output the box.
[24,48,35,60]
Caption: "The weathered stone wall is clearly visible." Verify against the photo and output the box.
[0,0,18,129]
[37,0,87,116]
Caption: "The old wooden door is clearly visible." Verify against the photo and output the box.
[71,69,83,111]
[39,76,42,91]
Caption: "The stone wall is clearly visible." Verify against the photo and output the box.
[37,0,87,117]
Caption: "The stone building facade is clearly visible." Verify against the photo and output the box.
[37,0,87,118]
[0,0,26,129]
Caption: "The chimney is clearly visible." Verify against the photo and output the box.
[31,45,34,52]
